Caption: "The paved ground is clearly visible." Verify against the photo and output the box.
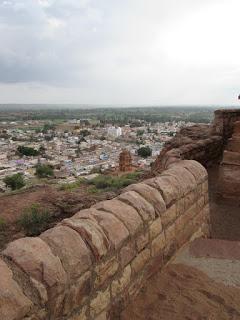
[208,165,240,241]
[122,239,240,320]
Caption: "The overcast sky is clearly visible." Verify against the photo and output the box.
[0,0,240,105]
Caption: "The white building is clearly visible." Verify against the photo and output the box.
[107,126,122,138]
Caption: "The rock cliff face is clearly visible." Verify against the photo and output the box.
[152,109,240,174]
[152,123,223,173]
[0,160,210,320]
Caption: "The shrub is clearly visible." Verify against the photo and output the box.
[87,173,141,192]
[36,164,54,178]
[59,179,84,191]
[18,203,50,236]
[4,173,25,190]
[17,146,39,157]
[137,146,152,158]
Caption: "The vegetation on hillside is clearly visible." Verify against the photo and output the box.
[17,145,40,157]
[4,173,25,190]
[35,164,54,178]
[137,146,152,158]
[18,203,50,236]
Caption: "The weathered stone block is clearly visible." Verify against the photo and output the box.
[63,271,91,315]
[41,226,92,280]
[90,288,111,318]
[131,249,150,275]
[77,209,129,250]
[165,223,175,245]
[149,218,162,240]
[197,196,205,211]
[111,265,131,297]
[3,237,67,294]
[117,191,155,222]
[151,232,165,257]
[161,204,177,228]
[69,306,87,320]
[125,183,166,217]
[95,257,119,287]
[145,175,181,207]
[136,231,149,252]
[184,191,197,211]
[202,180,208,194]
[171,160,208,184]
[161,166,197,196]
[120,242,136,268]
[93,199,143,235]
[176,198,185,216]
[0,258,32,320]
[61,217,109,260]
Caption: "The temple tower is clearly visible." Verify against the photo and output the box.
[119,149,132,172]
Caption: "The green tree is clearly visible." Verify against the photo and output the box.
[4,173,25,190]
[137,129,144,136]
[137,146,152,158]
[17,146,39,157]
[35,164,54,178]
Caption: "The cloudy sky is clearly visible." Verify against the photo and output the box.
[0,0,240,105]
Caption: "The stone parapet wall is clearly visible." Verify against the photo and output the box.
[0,160,210,320]
[212,109,240,143]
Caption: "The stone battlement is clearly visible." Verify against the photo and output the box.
[0,160,210,320]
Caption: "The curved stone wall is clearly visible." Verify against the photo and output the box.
[0,160,210,320]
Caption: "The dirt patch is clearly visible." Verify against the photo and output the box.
[0,184,119,250]
[122,264,240,320]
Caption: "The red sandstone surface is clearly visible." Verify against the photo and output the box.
[122,263,240,320]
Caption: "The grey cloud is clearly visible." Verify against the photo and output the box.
[0,0,239,105]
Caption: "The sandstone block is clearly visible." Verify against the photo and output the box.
[131,249,150,275]
[63,271,91,315]
[222,150,240,166]
[151,232,165,257]
[90,288,111,318]
[176,198,185,216]
[69,306,87,320]
[3,237,67,293]
[111,265,131,297]
[125,183,166,216]
[197,196,205,211]
[128,274,145,300]
[117,191,155,222]
[161,166,197,196]
[171,160,208,184]
[0,258,32,320]
[161,204,177,228]
[96,311,108,320]
[149,218,162,240]
[120,242,136,267]
[184,191,197,211]
[76,208,129,250]
[145,175,181,207]
[202,180,208,194]
[136,231,149,252]
[145,254,164,279]
[61,215,110,260]
[95,257,119,287]
[41,226,92,280]
[93,199,143,235]
[165,223,175,245]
